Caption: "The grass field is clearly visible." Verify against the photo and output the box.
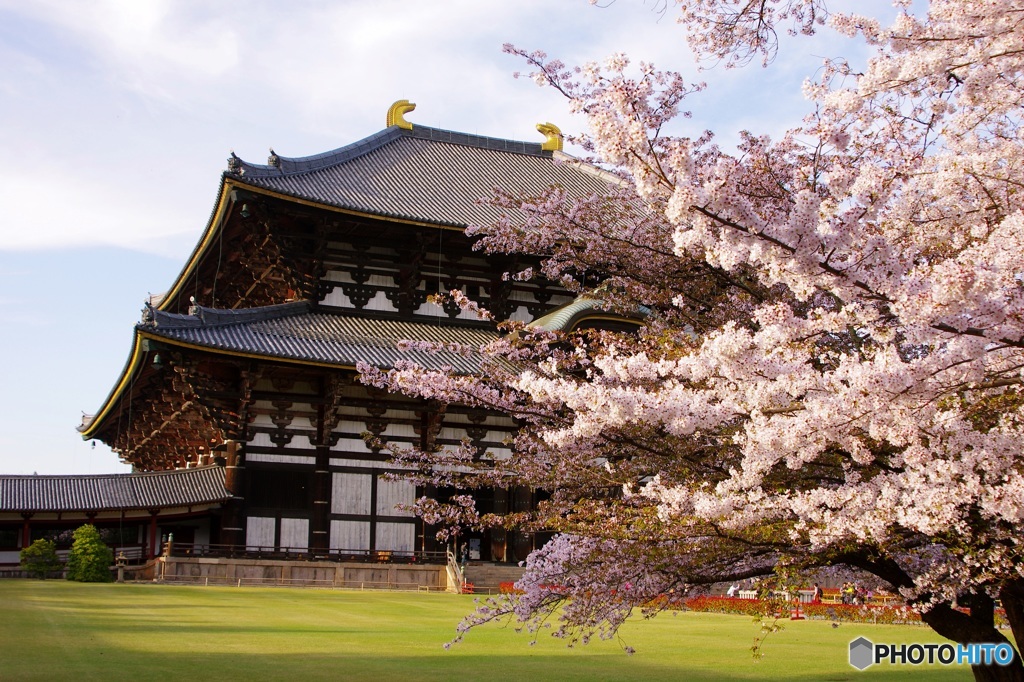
[0,580,971,681]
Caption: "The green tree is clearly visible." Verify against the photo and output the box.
[19,539,61,579]
[65,524,113,583]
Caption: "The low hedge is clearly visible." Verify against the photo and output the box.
[493,586,1008,628]
[683,595,920,624]
[681,595,1009,627]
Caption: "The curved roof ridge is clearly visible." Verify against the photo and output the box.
[146,300,311,330]
[403,125,550,157]
[232,127,404,178]
[230,124,556,179]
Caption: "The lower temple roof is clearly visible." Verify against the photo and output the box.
[0,466,230,513]
[144,301,499,373]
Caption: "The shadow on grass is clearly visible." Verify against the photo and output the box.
[1,645,977,682]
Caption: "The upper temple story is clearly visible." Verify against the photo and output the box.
[151,120,619,321]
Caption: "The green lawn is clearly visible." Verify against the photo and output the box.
[0,580,970,681]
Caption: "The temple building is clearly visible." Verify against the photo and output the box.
[0,102,620,571]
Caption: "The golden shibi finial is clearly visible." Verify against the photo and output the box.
[536,122,563,151]
[387,99,416,130]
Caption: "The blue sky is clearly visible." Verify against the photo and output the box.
[0,0,888,474]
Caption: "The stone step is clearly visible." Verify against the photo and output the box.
[462,562,525,589]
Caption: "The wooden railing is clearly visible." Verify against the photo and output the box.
[163,542,449,564]
[734,588,901,606]
[110,545,146,563]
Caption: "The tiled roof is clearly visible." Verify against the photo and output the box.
[229,125,614,227]
[145,301,499,373]
[0,466,231,512]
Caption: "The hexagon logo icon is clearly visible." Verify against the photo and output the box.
[849,637,874,670]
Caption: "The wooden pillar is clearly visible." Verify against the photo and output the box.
[148,510,159,559]
[490,488,508,563]
[417,485,429,557]
[369,473,378,552]
[221,440,246,549]
[20,513,32,549]
[311,401,331,554]
[511,486,533,563]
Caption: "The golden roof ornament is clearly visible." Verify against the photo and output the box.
[387,99,416,130]
[536,122,563,152]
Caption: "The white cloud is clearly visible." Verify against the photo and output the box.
[3,0,241,90]
[0,164,202,254]
[0,0,898,255]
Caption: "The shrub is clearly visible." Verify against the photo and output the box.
[680,595,929,625]
[20,539,61,579]
[65,525,113,583]
[677,595,1015,628]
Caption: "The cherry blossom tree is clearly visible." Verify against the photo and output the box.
[361,1,1024,678]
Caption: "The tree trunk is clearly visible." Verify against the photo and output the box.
[1001,579,1024,663]
[920,594,1023,682]
[843,551,1022,680]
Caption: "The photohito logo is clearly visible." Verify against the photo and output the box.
[849,637,1016,670]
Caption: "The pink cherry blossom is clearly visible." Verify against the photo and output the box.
[371,2,1024,676]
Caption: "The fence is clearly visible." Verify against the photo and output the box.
[163,542,449,565]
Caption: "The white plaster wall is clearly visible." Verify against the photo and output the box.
[382,423,416,439]
[250,413,275,427]
[486,447,513,460]
[376,522,415,552]
[283,434,313,450]
[249,432,273,448]
[246,516,275,550]
[331,472,371,514]
[323,269,355,284]
[437,426,467,442]
[246,453,315,464]
[375,478,415,517]
[330,520,369,550]
[321,288,351,307]
[329,420,374,453]
[328,458,379,469]
[280,518,309,550]
[290,416,314,430]
[412,300,480,321]
[363,291,397,312]
[509,306,532,322]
